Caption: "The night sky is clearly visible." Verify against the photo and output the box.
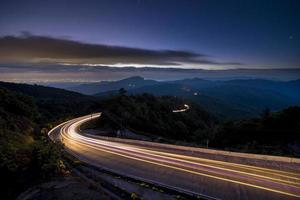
[0,0,299,82]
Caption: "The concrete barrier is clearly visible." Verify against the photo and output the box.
[89,135,300,164]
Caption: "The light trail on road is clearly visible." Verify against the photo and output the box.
[49,114,300,200]
[173,104,190,113]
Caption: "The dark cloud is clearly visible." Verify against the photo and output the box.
[0,34,242,66]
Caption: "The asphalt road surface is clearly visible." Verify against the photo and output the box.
[48,113,300,200]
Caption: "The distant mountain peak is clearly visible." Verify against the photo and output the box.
[121,76,145,81]
[69,76,157,95]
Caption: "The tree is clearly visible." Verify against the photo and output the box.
[119,88,127,95]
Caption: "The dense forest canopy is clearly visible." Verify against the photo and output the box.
[96,93,217,141]
[0,82,99,199]
[92,93,300,156]
[0,88,63,199]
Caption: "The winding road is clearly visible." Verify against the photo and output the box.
[48,113,300,200]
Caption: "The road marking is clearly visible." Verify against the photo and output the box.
[54,114,300,199]
[65,138,300,198]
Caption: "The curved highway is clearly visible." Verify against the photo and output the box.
[48,113,300,200]
[173,104,190,113]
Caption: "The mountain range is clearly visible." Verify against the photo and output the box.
[68,76,300,118]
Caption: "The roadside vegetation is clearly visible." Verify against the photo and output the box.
[0,88,65,199]
[0,82,100,199]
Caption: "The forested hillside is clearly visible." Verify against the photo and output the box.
[92,93,300,156]
[96,93,217,141]
[0,88,64,199]
[210,107,300,155]
[91,77,300,118]
[0,81,100,122]
[0,82,100,199]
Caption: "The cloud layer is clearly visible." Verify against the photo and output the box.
[0,34,241,66]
